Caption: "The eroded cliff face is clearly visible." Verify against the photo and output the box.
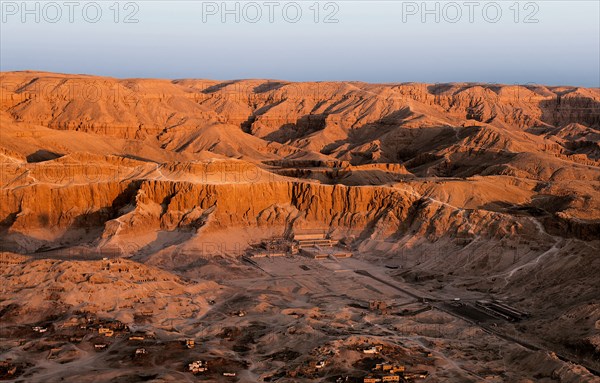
[107,180,416,233]
[4,162,589,255]
[1,171,420,252]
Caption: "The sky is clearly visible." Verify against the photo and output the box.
[1,1,599,86]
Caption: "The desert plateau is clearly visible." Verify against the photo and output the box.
[0,71,599,383]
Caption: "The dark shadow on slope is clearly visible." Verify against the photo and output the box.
[201,80,242,94]
[26,150,63,163]
[263,114,327,143]
[427,83,456,95]
[321,139,347,155]
[253,81,286,93]
[132,230,195,258]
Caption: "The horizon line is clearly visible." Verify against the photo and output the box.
[2,70,599,90]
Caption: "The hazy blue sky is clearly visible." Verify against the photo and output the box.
[1,1,599,86]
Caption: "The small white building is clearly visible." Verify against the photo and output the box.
[363,345,382,354]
